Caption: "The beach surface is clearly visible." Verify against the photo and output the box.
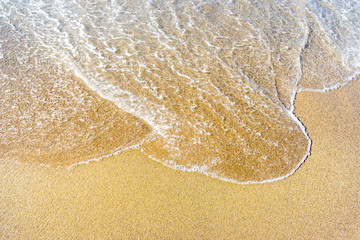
[1,78,359,239]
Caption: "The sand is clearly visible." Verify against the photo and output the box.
[1,78,359,239]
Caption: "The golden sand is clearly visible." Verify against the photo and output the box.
[2,0,327,183]
[0,59,151,166]
[1,79,359,239]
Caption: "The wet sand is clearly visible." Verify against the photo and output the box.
[1,79,359,239]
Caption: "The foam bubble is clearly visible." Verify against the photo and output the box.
[1,0,359,183]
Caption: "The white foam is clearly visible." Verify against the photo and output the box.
[2,0,358,184]
[67,135,156,170]
[298,70,360,93]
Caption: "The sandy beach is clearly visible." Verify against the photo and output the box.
[1,77,359,239]
[1,1,360,239]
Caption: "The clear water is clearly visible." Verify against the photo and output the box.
[1,0,359,183]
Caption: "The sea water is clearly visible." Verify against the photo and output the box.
[0,0,359,183]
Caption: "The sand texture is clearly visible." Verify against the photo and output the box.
[1,0,360,238]
[3,0,360,183]
[1,79,359,239]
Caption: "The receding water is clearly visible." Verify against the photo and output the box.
[0,0,359,183]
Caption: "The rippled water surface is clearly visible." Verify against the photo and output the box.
[1,0,359,183]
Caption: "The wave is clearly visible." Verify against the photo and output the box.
[0,0,359,183]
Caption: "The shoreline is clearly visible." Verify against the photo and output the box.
[62,72,360,184]
[1,78,359,239]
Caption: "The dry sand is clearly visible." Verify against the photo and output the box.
[1,79,359,239]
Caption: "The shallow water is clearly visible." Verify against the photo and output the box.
[0,0,359,183]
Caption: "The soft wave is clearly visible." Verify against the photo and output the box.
[0,0,359,183]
